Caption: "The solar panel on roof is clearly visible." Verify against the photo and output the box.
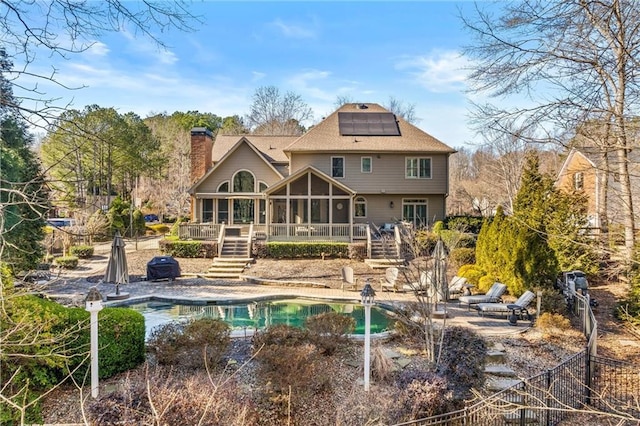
[338,112,400,136]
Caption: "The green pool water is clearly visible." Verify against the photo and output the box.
[127,299,395,337]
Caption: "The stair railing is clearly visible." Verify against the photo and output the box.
[247,222,254,258]
[366,223,372,259]
[217,223,226,257]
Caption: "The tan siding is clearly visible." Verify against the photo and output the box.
[290,153,449,194]
[353,194,446,226]
[557,154,598,218]
[197,143,282,193]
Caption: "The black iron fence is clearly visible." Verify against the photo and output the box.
[394,289,640,425]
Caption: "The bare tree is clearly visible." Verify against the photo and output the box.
[463,0,640,261]
[384,96,419,124]
[245,86,313,135]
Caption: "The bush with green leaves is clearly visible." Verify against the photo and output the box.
[445,215,484,234]
[457,264,486,287]
[304,312,355,355]
[147,318,231,369]
[69,244,94,258]
[266,242,348,258]
[54,255,78,269]
[449,247,475,268]
[159,239,216,258]
[537,288,566,314]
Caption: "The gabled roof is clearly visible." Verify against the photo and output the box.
[556,148,598,182]
[188,137,284,194]
[213,135,297,163]
[265,165,356,196]
[284,103,456,154]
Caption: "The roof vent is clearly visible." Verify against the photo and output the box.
[356,104,368,110]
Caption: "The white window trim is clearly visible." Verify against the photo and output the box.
[217,180,230,192]
[405,157,432,179]
[331,156,345,178]
[354,196,367,218]
[361,156,372,173]
[232,169,256,192]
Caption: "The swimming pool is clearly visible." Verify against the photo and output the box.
[126,298,395,338]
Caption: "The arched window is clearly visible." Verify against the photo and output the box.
[355,196,367,218]
[259,181,268,192]
[217,181,229,192]
[233,171,255,192]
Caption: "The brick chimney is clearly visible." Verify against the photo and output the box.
[190,127,213,183]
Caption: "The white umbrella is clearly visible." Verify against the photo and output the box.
[104,231,129,298]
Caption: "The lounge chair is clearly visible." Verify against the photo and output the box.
[477,290,536,320]
[444,275,468,300]
[341,266,358,291]
[380,267,400,292]
[458,282,507,310]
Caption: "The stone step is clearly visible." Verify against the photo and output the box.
[364,259,405,268]
[200,272,243,279]
[486,378,523,392]
[486,350,507,363]
[212,258,253,264]
[485,364,518,378]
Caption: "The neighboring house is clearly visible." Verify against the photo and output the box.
[556,147,640,234]
[185,103,455,247]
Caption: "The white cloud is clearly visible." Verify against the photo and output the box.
[87,41,109,56]
[396,50,470,93]
[252,71,266,82]
[270,18,317,39]
[287,69,336,102]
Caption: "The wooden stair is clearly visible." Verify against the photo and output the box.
[365,237,404,268]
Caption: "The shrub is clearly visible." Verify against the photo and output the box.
[97,308,146,377]
[436,326,486,398]
[147,318,230,369]
[254,343,325,396]
[348,242,367,260]
[477,275,497,294]
[449,247,475,268]
[396,371,460,420]
[146,223,170,235]
[457,264,485,286]
[266,242,348,258]
[414,230,438,256]
[54,255,78,269]
[159,240,217,258]
[305,312,355,355]
[252,323,309,349]
[69,245,94,258]
[536,312,571,338]
[445,215,484,234]
[537,289,566,314]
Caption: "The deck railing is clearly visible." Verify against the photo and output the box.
[180,222,369,242]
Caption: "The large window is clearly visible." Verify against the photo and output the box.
[403,199,428,228]
[202,199,214,222]
[354,196,367,217]
[332,157,345,178]
[406,157,431,179]
[233,170,255,192]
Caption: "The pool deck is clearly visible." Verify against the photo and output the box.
[41,264,534,338]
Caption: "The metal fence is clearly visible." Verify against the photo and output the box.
[394,289,640,425]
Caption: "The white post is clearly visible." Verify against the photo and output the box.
[364,302,372,392]
[85,287,103,398]
[360,279,375,392]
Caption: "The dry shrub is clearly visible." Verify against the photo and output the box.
[88,366,257,425]
[305,312,355,355]
[146,318,230,369]
[399,373,460,420]
[436,326,486,398]
[255,343,326,395]
[371,345,394,383]
[252,323,309,349]
[537,288,567,314]
[335,384,402,425]
[536,312,571,338]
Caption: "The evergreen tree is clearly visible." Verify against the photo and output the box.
[0,50,48,273]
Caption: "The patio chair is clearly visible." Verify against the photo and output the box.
[444,275,468,301]
[477,290,536,320]
[402,270,433,294]
[380,267,400,292]
[458,282,507,311]
[341,266,358,291]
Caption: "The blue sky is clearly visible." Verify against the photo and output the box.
[22,1,481,149]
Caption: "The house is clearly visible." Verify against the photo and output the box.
[184,103,455,256]
[556,147,640,234]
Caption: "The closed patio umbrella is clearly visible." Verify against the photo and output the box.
[104,231,129,300]
[432,238,448,308]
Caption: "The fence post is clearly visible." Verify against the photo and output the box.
[545,369,551,426]
[584,348,592,406]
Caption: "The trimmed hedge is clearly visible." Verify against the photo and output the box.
[266,242,349,258]
[70,245,94,258]
[54,255,79,269]
[159,239,217,258]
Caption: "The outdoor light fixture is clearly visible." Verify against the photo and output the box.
[360,279,376,391]
[85,287,103,398]
[389,201,394,209]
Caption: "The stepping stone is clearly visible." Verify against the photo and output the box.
[486,378,522,392]
[486,350,506,363]
[490,342,506,352]
[381,348,402,359]
[395,358,412,369]
[485,364,517,377]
